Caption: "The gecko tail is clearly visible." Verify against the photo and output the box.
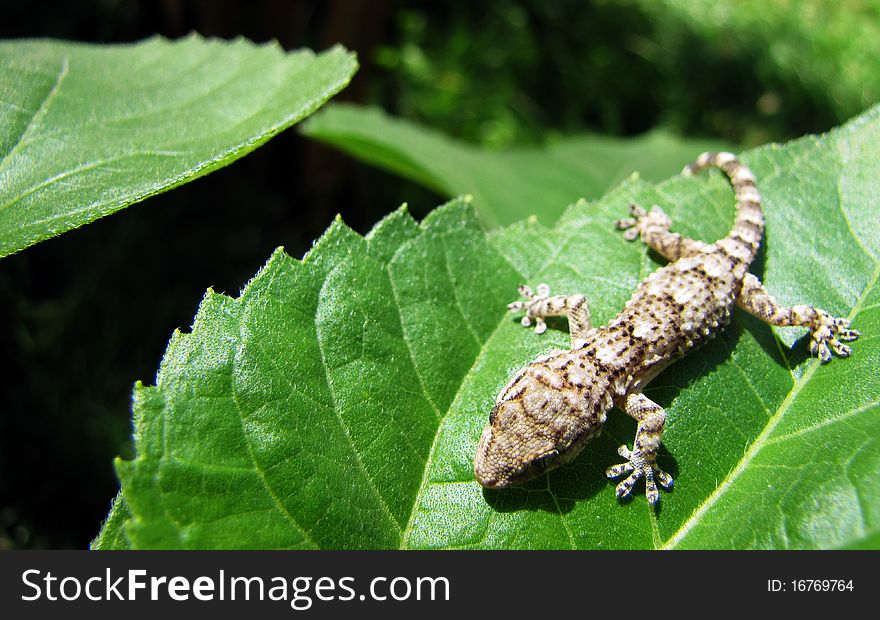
[682,151,764,262]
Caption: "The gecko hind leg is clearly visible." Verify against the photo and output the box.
[737,273,860,363]
[508,284,593,345]
[616,203,708,261]
[605,393,673,505]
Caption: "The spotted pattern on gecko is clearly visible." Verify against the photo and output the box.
[473,152,860,504]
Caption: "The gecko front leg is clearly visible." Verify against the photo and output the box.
[605,393,674,505]
[508,283,594,346]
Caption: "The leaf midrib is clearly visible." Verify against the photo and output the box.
[399,313,512,549]
[230,385,321,549]
[398,220,534,548]
[314,271,404,536]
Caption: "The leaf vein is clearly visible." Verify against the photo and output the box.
[765,400,879,446]
[230,380,321,549]
[0,55,68,173]
[387,262,443,420]
[315,273,404,536]
[400,312,514,549]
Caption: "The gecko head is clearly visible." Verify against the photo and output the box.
[473,399,562,489]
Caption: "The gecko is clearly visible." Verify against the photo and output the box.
[473,152,860,504]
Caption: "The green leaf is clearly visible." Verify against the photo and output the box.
[0,35,357,257]
[101,105,879,550]
[300,103,728,226]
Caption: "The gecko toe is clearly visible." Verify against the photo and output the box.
[509,284,555,335]
[645,472,659,505]
[627,203,646,217]
[830,340,852,357]
[622,228,640,241]
[656,469,674,489]
[614,471,642,500]
[839,329,860,342]
[605,462,634,479]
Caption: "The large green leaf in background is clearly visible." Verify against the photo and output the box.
[301,103,728,226]
[95,105,879,550]
[0,35,357,257]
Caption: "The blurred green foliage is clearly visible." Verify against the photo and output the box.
[371,0,880,147]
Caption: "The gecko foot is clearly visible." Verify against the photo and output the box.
[507,283,552,334]
[605,445,673,505]
[809,311,860,363]
[615,204,671,241]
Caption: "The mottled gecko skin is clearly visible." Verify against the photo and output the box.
[474,152,860,504]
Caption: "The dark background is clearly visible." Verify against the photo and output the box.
[0,0,859,548]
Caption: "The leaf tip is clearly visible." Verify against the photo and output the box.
[300,214,362,266]
[417,197,480,235]
[326,43,359,68]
